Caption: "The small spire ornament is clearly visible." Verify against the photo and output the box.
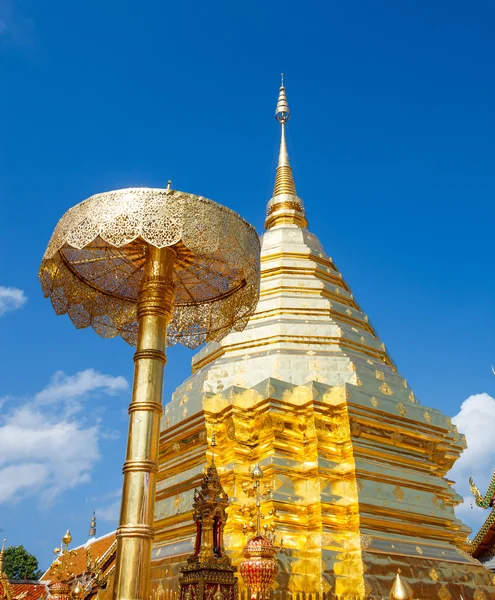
[265,75,307,230]
[389,570,413,600]
[0,539,6,573]
[88,512,96,538]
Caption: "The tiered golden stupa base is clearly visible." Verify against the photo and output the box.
[152,378,495,599]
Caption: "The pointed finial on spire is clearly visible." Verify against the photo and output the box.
[0,539,6,573]
[275,75,290,124]
[89,511,96,538]
[265,75,307,230]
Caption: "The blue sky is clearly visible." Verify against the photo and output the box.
[1,0,495,570]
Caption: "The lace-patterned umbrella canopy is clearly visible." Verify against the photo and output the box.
[39,186,260,600]
[39,187,260,348]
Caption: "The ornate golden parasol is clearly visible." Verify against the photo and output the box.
[39,187,260,600]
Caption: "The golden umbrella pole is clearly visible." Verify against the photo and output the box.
[115,246,175,600]
[39,187,260,600]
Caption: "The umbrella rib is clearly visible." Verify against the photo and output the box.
[114,262,144,294]
[72,248,145,285]
[69,255,126,266]
[80,260,131,285]
[182,268,222,295]
[190,261,234,292]
[175,268,197,303]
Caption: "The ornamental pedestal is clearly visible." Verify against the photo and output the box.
[178,439,239,600]
[179,564,237,600]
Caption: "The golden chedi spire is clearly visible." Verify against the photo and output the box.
[265,74,308,230]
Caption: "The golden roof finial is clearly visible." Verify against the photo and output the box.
[62,529,72,547]
[265,75,307,230]
[0,539,6,573]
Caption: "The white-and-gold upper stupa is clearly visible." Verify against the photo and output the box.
[151,78,495,598]
[168,79,394,407]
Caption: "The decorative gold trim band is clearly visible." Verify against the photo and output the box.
[133,349,167,364]
[122,459,159,474]
[128,402,164,415]
[265,213,307,230]
[116,524,155,539]
[266,200,304,216]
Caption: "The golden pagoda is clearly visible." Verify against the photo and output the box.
[150,78,495,598]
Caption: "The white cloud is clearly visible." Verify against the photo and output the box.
[90,489,122,523]
[0,286,27,316]
[97,500,121,523]
[0,369,128,505]
[35,369,128,405]
[449,393,495,536]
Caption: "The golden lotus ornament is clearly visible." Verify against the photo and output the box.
[39,187,261,600]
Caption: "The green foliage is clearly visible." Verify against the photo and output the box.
[3,545,43,581]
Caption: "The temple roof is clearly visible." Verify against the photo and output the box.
[40,531,116,583]
[471,511,495,560]
[7,582,47,600]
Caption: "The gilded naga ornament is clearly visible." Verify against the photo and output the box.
[469,472,495,509]
[40,187,260,600]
